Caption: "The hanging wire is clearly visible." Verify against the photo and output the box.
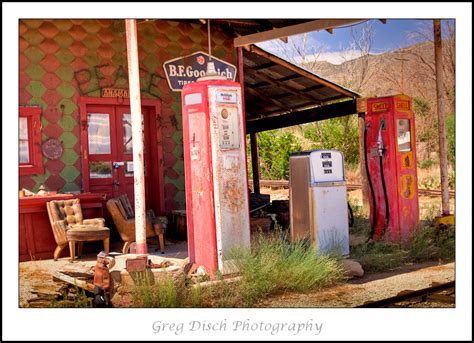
[208,19,212,61]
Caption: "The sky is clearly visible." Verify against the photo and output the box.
[258,19,455,65]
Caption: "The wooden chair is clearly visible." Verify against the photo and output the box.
[46,199,110,261]
[106,195,167,254]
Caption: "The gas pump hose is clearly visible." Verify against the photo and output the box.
[364,123,377,242]
[379,154,390,236]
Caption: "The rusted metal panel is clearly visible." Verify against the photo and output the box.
[289,155,312,242]
[208,84,250,274]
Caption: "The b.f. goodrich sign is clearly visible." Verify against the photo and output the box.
[163,51,236,91]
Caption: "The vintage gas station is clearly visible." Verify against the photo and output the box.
[18,18,452,283]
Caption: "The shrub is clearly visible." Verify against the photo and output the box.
[229,232,344,306]
[445,114,455,165]
[303,116,360,166]
[418,159,436,169]
[257,130,302,180]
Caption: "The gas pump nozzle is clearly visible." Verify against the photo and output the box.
[377,118,386,156]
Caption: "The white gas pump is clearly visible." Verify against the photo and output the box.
[289,149,350,255]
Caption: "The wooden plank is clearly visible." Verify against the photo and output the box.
[356,97,367,113]
[234,19,366,47]
[246,100,357,134]
[53,271,95,293]
[249,45,357,98]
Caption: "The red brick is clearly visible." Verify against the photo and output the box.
[40,55,61,73]
[42,73,62,91]
[39,38,60,55]
[68,41,88,57]
[69,25,87,41]
[163,153,177,166]
[38,21,59,39]
[45,159,65,176]
[43,123,63,138]
[42,105,62,124]
[19,176,36,190]
[45,174,66,191]
[164,168,179,180]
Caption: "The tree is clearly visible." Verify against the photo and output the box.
[406,20,455,114]
[339,21,378,94]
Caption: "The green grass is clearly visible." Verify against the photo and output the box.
[350,220,455,273]
[131,270,180,308]
[229,232,344,306]
[130,231,344,308]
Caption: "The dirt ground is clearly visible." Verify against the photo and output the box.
[18,188,455,308]
[256,261,455,308]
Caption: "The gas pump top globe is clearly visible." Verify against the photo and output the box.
[197,61,227,82]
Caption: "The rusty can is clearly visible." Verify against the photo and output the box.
[125,255,148,272]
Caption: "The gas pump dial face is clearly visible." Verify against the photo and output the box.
[221,108,229,119]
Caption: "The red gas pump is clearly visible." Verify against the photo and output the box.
[364,95,420,242]
[181,78,250,276]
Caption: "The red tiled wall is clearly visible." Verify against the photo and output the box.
[19,19,237,212]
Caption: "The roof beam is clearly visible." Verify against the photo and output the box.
[246,100,357,134]
[245,86,292,112]
[245,68,323,104]
[234,19,366,47]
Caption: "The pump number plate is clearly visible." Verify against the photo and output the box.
[216,91,237,103]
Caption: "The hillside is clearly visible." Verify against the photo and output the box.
[303,41,454,108]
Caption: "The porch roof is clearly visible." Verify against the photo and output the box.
[242,44,360,133]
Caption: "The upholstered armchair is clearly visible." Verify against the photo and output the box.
[106,195,168,254]
[46,199,110,261]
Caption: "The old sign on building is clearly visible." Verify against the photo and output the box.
[163,51,236,91]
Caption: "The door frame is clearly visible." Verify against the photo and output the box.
[79,96,165,214]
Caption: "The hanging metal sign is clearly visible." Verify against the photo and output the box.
[163,51,236,92]
[102,88,129,98]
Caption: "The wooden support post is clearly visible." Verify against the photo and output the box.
[434,19,450,215]
[125,19,147,254]
[250,133,260,194]
[358,114,369,207]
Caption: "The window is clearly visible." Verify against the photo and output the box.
[397,119,412,152]
[19,106,43,175]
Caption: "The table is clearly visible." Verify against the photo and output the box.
[19,193,105,261]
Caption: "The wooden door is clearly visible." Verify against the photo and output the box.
[83,104,152,207]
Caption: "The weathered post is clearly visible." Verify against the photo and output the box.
[125,19,147,254]
[433,19,450,216]
[250,133,260,194]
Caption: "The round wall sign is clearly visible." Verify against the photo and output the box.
[42,138,63,160]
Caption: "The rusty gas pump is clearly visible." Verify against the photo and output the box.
[181,64,250,276]
[364,95,420,242]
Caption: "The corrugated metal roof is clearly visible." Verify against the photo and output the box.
[243,44,360,119]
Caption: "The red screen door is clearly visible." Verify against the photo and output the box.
[84,104,153,207]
